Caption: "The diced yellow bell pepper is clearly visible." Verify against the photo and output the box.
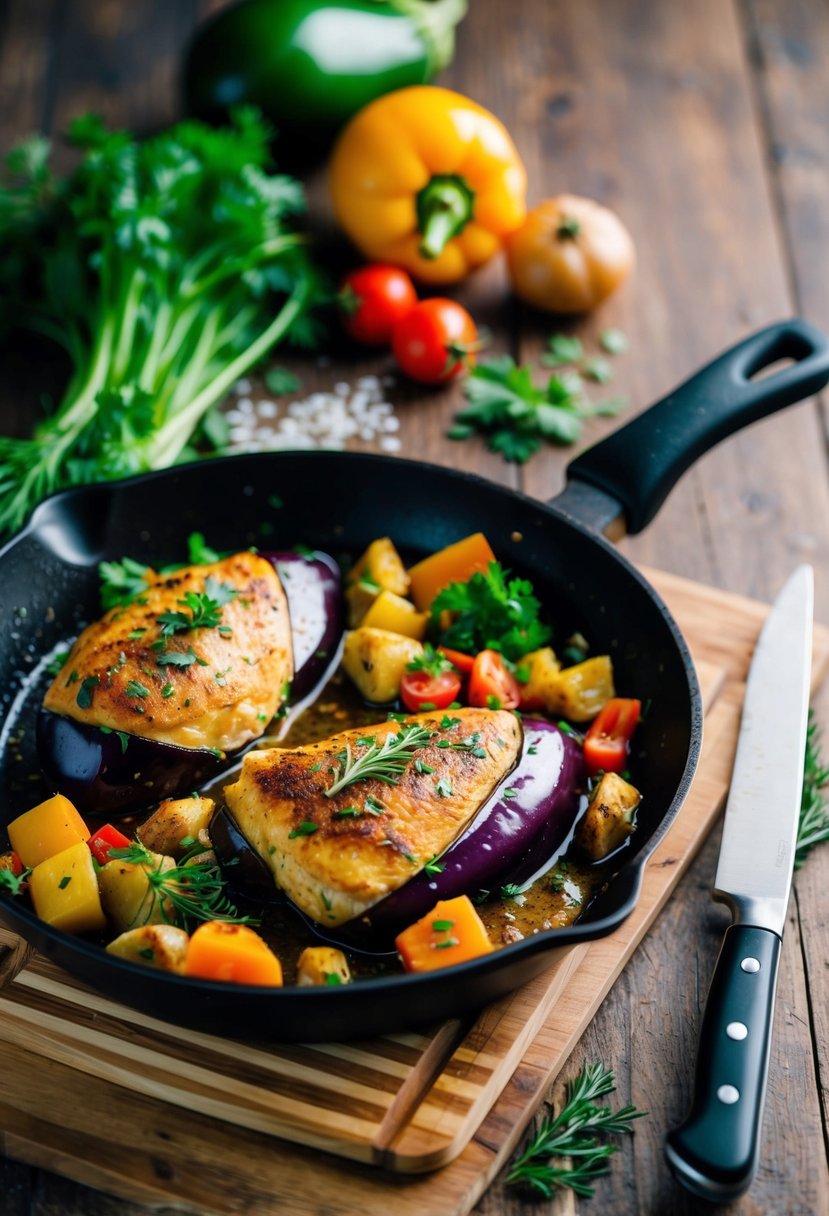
[360,590,428,640]
[547,655,615,722]
[7,794,89,869]
[346,538,410,626]
[517,647,561,711]
[28,841,106,934]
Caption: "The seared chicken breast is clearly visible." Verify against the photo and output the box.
[43,552,293,754]
[224,708,521,926]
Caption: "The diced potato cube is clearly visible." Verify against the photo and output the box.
[577,772,641,861]
[346,538,411,625]
[342,628,423,704]
[296,946,352,987]
[28,842,106,934]
[137,796,215,858]
[360,590,428,640]
[8,794,89,869]
[98,851,176,933]
[106,924,190,973]
[548,656,615,722]
[518,647,561,711]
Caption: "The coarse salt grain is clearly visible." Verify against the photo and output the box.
[233,378,252,396]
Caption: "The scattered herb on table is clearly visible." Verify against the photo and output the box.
[448,355,625,464]
[0,108,325,536]
[541,333,584,367]
[796,711,829,868]
[599,328,629,354]
[264,367,301,396]
[506,1061,646,1198]
[430,560,551,661]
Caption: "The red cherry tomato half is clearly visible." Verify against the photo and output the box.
[468,649,521,710]
[583,698,641,777]
[400,669,462,713]
[392,298,480,384]
[437,646,475,675]
[339,264,418,346]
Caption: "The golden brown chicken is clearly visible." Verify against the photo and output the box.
[43,552,293,754]
[224,708,521,926]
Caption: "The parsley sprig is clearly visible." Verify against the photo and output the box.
[448,355,625,464]
[99,557,152,611]
[157,577,236,637]
[108,840,257,929]
[406,644,456,678]
[506,1062,646,1198]
[430,561,550,662]
[324,724,432,799]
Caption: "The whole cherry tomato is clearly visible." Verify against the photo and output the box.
[468,650,521,710]
[392,298,480,384]
[339,264,417,346]
[400,669,462,713]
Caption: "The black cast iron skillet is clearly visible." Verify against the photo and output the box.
[1,319,827,1041]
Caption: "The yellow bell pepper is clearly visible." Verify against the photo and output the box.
[7,793,89,869]
[28,841,106,935]
[330,86,527,284]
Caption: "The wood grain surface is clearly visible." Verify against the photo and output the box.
[1,1,828,1214]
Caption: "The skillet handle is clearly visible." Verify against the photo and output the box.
[562,319,829,535]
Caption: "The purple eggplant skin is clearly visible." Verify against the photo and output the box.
[361,720,586,935]
[36,710,226,818]
[36,549,343,818]
[264,550,343,702]
[210,805,278,900]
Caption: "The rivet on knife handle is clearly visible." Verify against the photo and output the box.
[665,924,781,1200]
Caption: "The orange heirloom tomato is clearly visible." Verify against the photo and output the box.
[506,194,635,313]
[330,85,527,285]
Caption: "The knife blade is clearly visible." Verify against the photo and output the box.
[665,564,813,1202]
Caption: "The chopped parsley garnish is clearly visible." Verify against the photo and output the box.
[432,919,454,932]
[288,821,318,838]
[187,531,221,565]
[161,683,174,698]
[406,644,456,678]
[76,674,100,709]
[332,806,361,818]
[46,650,70,676]
[323,971,342,986]
[434,777,452,798]
[0,866,30,896]
[58,875,72,890]
[430,561,550,662]
[155,647,200,668]
[125,680,150,698]
[424,856,445,877]
[99,556,152,610]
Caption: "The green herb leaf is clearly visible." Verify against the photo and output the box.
[288,821,318,838]
[796,712,829,867]
[541,333,584,367]
[599,328,629,355]
[99,557,152,610]
[582,356,613,384]
[406,644,456,678]
[125,679,150,698]
[265,367,300,396]
[430,560,551,662]
[187,532,221,565]
[76,674,100,709]
[107,840,257,929]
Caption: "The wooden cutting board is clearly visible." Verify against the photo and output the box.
[0,568,826,1215]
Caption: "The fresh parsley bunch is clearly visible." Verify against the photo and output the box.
[430,561,551,661]
[0,108,324,535]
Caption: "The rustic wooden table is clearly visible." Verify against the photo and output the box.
[1,1,828,1213]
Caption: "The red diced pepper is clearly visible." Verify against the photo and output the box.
[583,698,641,777]
[87,824,131,866]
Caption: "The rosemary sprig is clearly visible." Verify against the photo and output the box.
[796,711,829,868]
[324,723,432,799]
[506,1062,646,1198]
[109,840,257,929]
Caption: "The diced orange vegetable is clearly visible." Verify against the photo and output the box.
[360,589,429,640]
[407,533,497,612]
[395,895,494,973]
[183,921,283,987]
[28,841,106,934]
[7,794,89,869]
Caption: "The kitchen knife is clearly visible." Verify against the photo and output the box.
[665,564,813,1202]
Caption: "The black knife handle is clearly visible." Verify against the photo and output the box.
[664,924,782,1202]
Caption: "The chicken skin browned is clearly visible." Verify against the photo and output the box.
[43,553,293,753]
[224,708,521,926]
